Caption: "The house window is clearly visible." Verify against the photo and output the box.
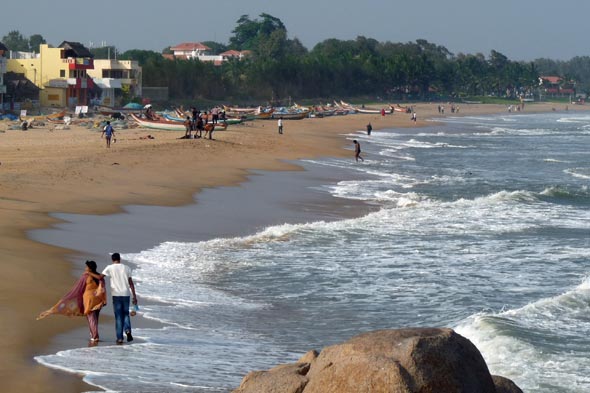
[60,70,65,77]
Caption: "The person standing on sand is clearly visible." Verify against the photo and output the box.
[191,107,198,130]
[278,117,283,134]
[366,122,372,135]
[90,253,137,345]
[411,112,417,122]
[353,140,364,162]
[101,121,115,148]
[37,260,107,345]
[184,116,192,138]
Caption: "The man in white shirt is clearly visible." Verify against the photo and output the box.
[278,117,283,134]
[99,253,137,344]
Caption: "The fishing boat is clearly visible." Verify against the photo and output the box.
[223,105,258,114]
[390,104,411,113]
[271,112,308,120]
[130,114,228,131]
[341,100,392,114]
[333,101,357,114]
[96,105,143,116]
[163,113,242,125]
[130,114,187,131]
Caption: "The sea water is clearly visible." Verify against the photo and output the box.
[36,112,590,392]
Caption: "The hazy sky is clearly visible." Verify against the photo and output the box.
[2,0,589,60]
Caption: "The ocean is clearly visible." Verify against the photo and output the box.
[35,111,590,392]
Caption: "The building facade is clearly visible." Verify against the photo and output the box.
[0,42,7,108]
[8,41,95,107]
[168,42,251,65]
[87,59,142,107]
[540,76,576,98]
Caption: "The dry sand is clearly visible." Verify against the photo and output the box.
[0,102,578,392]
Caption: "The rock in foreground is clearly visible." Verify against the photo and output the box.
[233,328,522,393]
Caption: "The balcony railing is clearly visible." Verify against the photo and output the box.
[63,57,94,70]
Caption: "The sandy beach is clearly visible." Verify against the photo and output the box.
[0,102,579,392]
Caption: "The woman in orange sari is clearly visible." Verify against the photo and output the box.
[38,260,107,344]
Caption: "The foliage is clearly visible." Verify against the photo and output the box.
[28,34,47,52]
[90,46,118,59]
[535,56,590,95]
[1,31,48,52]
[2,30,31,51]
[202,41,228,55]
[8,19,580,103]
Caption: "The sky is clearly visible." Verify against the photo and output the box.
[2,0,589,61]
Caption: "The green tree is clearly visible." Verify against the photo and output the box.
[2,30,29,51]
[229,13,286,51]
[202,41,228,55]
[28,34,46,52]
[90,46,118,59]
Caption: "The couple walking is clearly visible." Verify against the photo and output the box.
[38,253,138,345]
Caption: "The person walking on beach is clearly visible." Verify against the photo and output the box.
[411,112,417,122]
[278,117,283,134]
[92,253,137,345]
[37,260,107,345]
[101,121,115,148]
[366,122,372,135]
[353,140,364,162]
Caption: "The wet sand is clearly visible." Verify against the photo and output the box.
[0,102,579,392]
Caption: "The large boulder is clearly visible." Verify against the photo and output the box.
[233,328,522,393]
[492,375,524,393]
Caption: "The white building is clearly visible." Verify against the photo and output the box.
[87,59,142,107]
[168,42,251,65]
[170,42,212,60]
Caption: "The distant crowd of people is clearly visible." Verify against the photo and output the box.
[437,104,460,114]
[183,106,227,139]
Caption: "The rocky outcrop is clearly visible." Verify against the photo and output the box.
[233,328,522,393]
[491,375,524,393]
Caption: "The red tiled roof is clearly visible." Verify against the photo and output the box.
[170,42,211,52]
[220,50,241,56]
[541,76,562,84]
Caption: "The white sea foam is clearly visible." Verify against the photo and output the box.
[35,112,590,392]
[564,168,590,180]
[456,277,590,392]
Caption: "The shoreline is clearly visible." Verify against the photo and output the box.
[0,102,583,392]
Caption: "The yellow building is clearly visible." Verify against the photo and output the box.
[7,41,94,107]
[87,59,142,107]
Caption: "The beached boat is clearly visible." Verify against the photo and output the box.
[341,100,392,114]
[163,113,242,125]
[43,110,69,124]
[130,114,187,131]
[390,104,411,113]
[271,111,308,120]
[96,105,142,116]
[333,101,357,114]
[130,114,228,131]
[223,105,258,114]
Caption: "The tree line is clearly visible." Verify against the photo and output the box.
[4,16,590,103]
